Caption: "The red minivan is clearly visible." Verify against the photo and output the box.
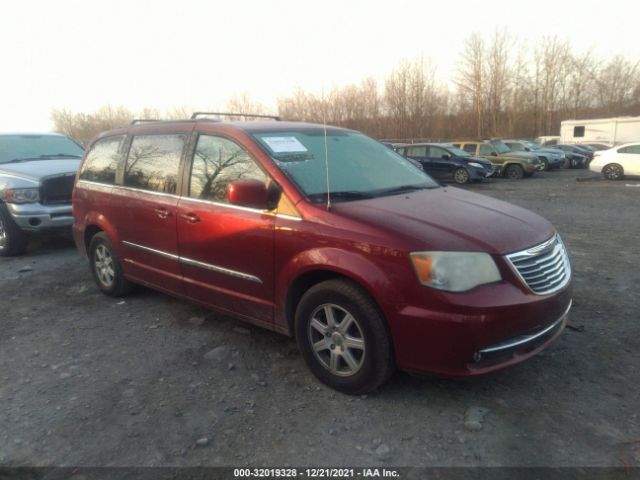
[72,116,572,393]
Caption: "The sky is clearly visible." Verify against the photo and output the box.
[1,0,638,131]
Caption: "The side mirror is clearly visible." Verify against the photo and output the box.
[227,179,281,210]
[524,147,531,151]
[491,152,498,157]
[442,154,451,159]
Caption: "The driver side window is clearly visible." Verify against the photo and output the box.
[189,135,266,203]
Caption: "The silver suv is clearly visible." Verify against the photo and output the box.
[0,133,83,256]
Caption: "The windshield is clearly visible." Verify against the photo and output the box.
[491,140,511,154]
[445,146,471,157]
[0,134,83,164]
[251,129,438,202]
[523,141,540,150]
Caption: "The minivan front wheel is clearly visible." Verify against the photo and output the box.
[295,279,394,394]
[89,232,133,296]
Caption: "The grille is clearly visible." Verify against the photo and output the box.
[40,174,75,205]
[506,235,571,295]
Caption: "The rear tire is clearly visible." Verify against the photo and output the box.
[453,167,471,184]
[89,232,133,296]
[0,203,28,257]
[602,163,624,180]
[540,157,550,171]
[295,279,395,394]
[505,164,524,180]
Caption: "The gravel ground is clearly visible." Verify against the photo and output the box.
[1,168,639,468]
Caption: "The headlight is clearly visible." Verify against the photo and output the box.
[5,188,40,204]
[410,251,502,292]
[467,162,484,169]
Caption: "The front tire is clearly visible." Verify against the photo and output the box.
[602,163,624,180]
[89,232,133,296]
[453,168,471,184]
[0,204,28,257]
[505,164,524,180]
[295,279,395,394]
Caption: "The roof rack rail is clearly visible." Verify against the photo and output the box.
[131,119,162,125]
[190,112,280,121]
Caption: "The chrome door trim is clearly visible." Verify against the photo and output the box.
[179,195,302,221]
[122,240,262,284]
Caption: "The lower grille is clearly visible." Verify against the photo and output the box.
[40,174,75,205]
[506,235,571,295]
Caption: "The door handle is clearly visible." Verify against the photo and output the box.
[180,212,200,224]
[154,207,172,219]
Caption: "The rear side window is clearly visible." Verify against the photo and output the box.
[462,144,476,154]
[124,134,184,194]
[79,136,124,184]
[429,147,447,157]
[189,135,266,203]
[406,146,427,157]
[618,145,640,154]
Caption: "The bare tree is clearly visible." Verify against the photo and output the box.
[455,33,486,138]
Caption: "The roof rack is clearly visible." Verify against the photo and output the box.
[130,119,162,125]
[190,112,280,121]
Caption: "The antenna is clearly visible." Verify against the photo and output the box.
[322,92,331,210]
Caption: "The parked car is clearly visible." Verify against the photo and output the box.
[0,133,84,256]
[548,144,593,168]
[503,139,565,171]
[582,143,614,151]
[451,140,542,179]
[73,117,572,394]
[394,143,494,184]
[589,143,640,180]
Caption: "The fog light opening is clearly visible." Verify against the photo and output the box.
[28,218,41,227]
[473,352,482,363]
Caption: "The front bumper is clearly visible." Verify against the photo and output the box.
[387,281,573,376]
[7,202,73,231]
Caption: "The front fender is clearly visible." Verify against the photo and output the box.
[275,246,408,332]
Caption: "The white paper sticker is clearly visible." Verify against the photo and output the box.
[262,136,308,153]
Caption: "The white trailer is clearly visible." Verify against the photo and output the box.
[560,116,640,145]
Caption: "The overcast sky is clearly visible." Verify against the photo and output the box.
[1,0,638,131]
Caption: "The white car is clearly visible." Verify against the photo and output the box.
[589,143,640,180]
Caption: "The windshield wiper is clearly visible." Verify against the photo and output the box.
[372,184,432,197]
[308,190,374,203]
[38,153,83,159]
[4,157,41,163]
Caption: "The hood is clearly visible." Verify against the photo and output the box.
[332,187,555,255]
[0,159,80,182]
[536,148,561,156]
[465,156,493,166]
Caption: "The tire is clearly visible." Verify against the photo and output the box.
[0,203,28,257]
[453,167,471,184]
[540,157,550,171]
[89,232,133,296]
[504,164,524,180]
[294,279,395,394]
[602,163,624,181]
[570,157,578,169]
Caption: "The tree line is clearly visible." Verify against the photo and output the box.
[53,30,640,144]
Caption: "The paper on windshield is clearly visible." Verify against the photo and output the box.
[262,136,308,153]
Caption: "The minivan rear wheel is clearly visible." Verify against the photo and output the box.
[295,279,395,394]
[89,232,133,296]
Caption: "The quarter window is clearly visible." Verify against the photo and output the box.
[124,134,184,194]
[79,136,124,184]
[189,135,266,203]
[573,126,585,138]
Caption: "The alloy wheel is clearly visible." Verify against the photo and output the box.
[603,164,623,180]
[94,244,115,288]
[0,217,6,249]
[307,303,366,377]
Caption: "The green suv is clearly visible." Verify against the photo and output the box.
[451,140,542,179]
